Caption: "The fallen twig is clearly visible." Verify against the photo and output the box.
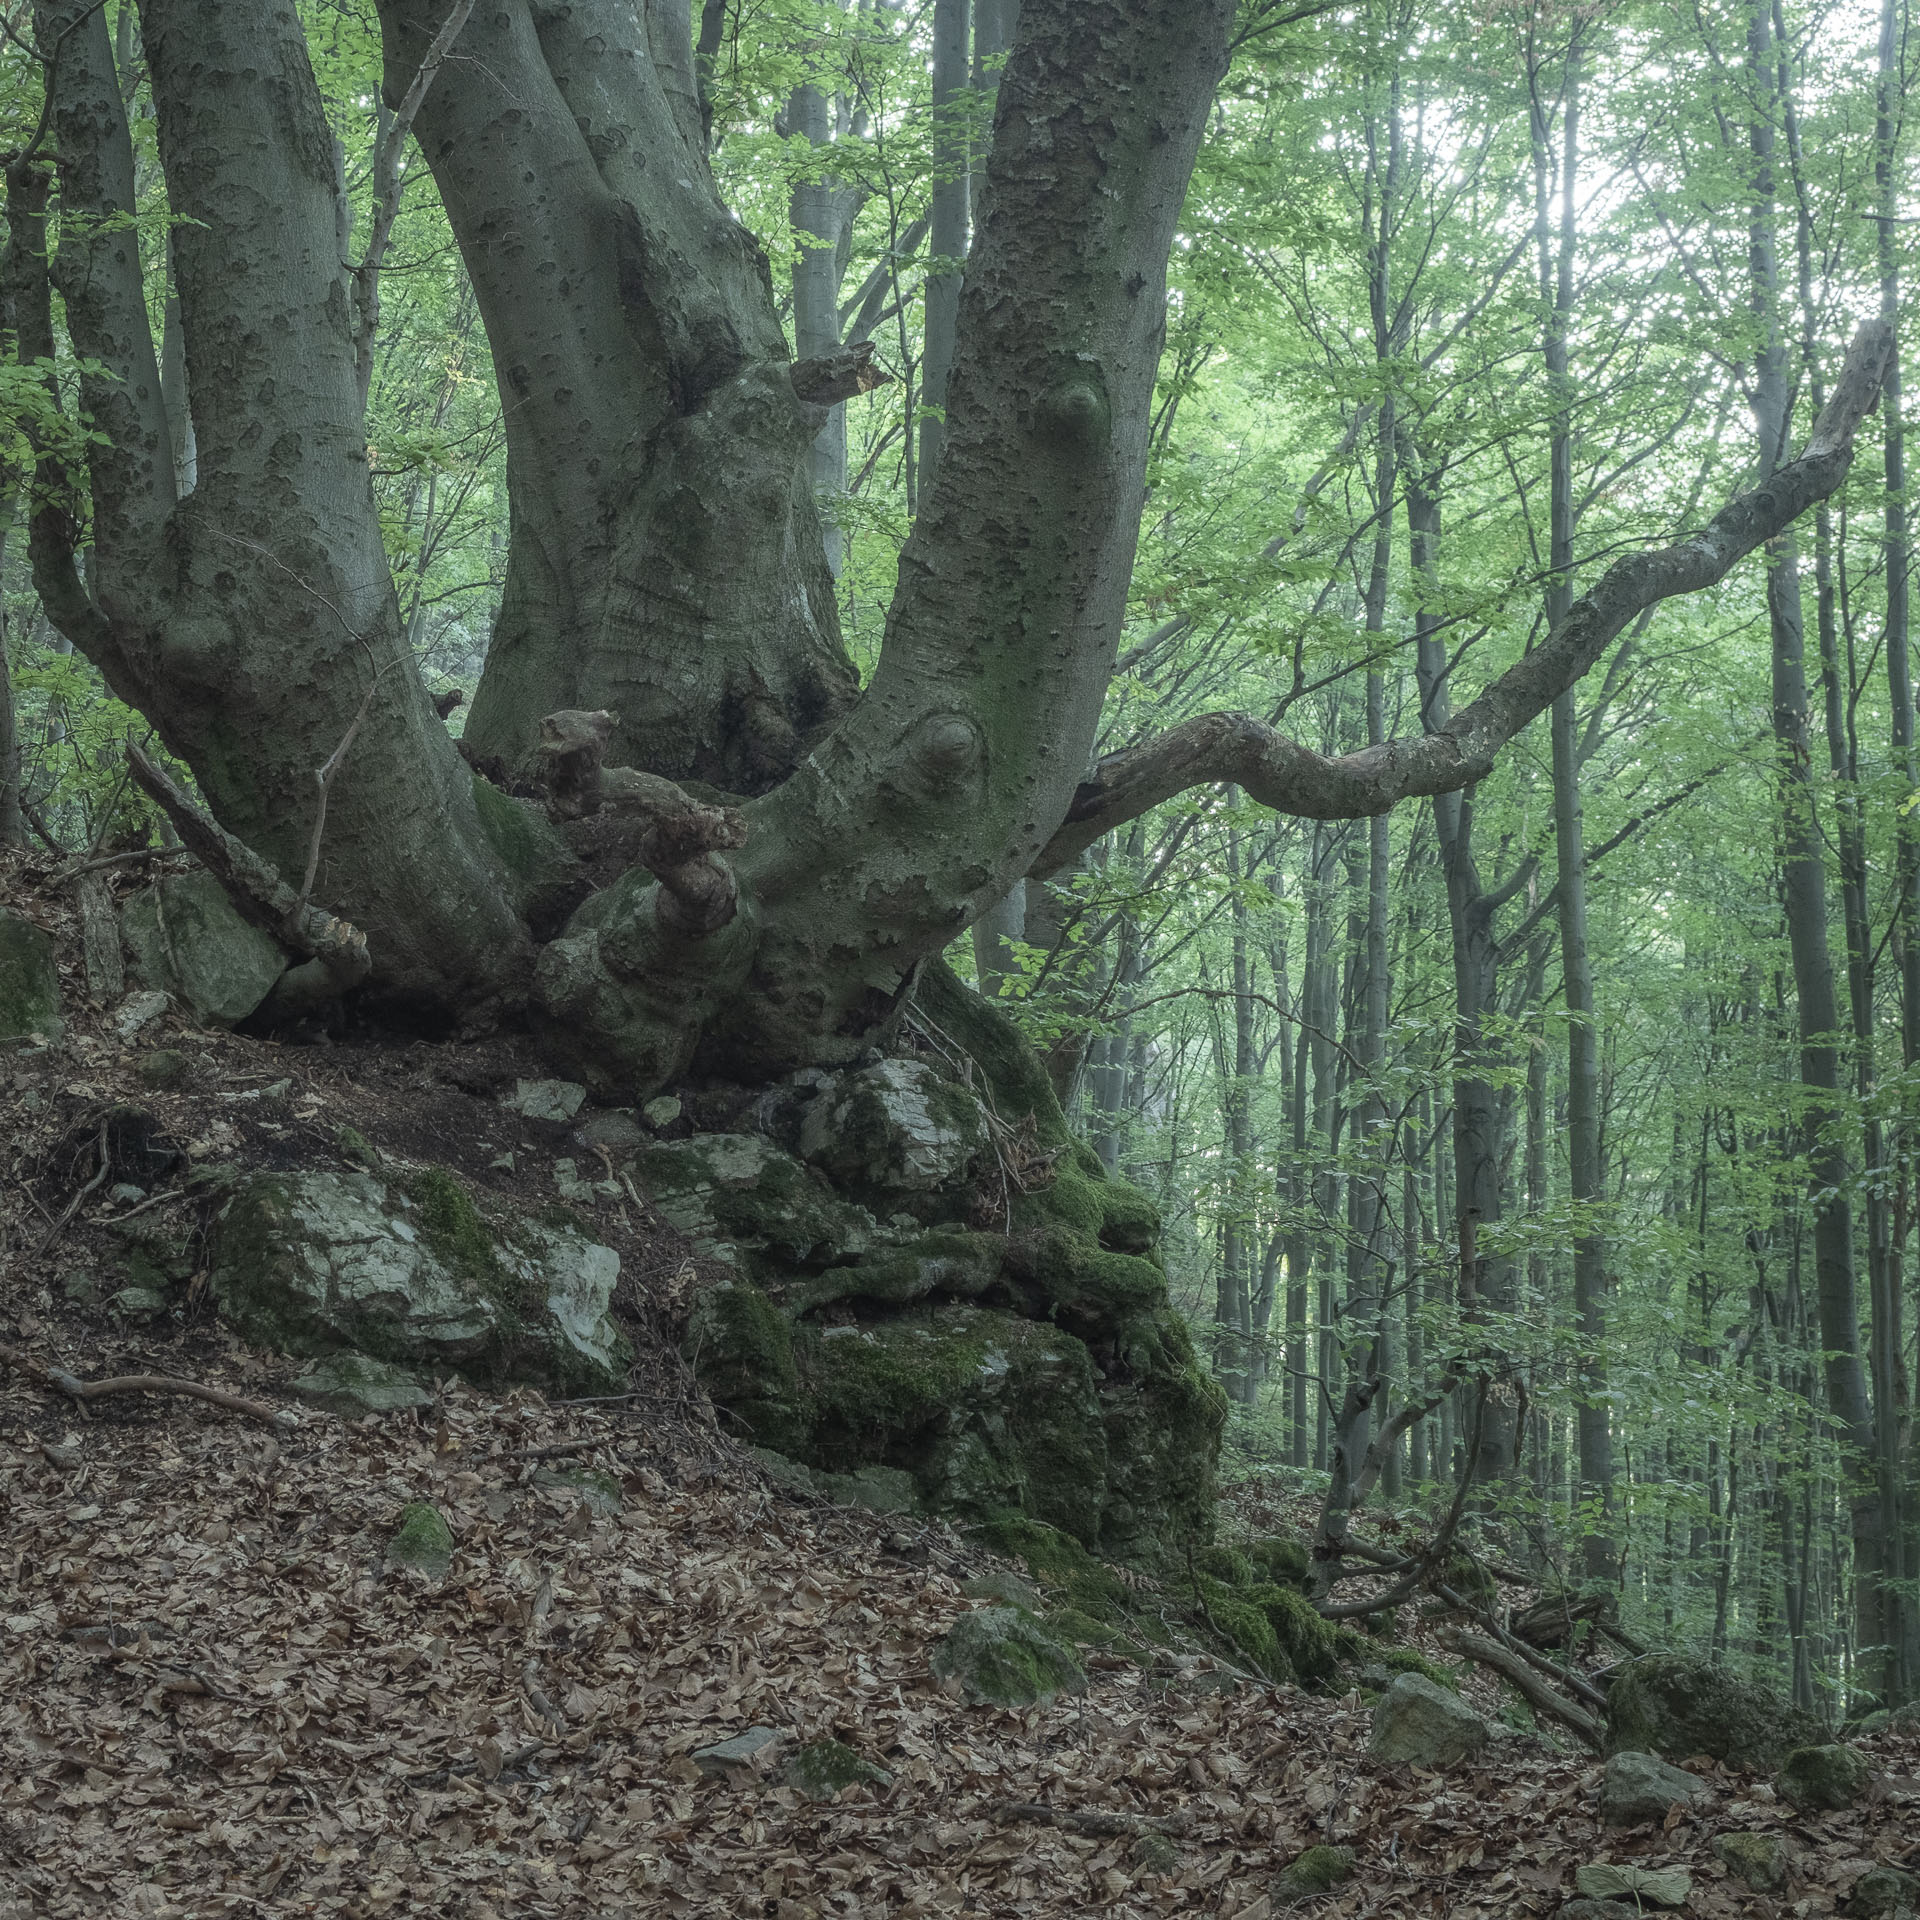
[986,1799,1190,1840]
[0,1345,296,1431]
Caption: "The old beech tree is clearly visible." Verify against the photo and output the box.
[4,0,1891,1096]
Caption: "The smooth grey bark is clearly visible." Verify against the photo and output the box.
[970,878,1027,1000]
[380,0,860,791]
[538,0,1237,1091]
[920,0,970,486]
[788,78,861,576]
[0,499,19,847]
[1531,23,1615,1581]
[1747,0,1886,1703]
[12,0,530,1003]
[1872,0,1920,1706]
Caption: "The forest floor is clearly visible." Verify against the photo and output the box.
[4,850,1920,1920]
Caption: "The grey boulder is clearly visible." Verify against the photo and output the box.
[1368,1672,1492,1768]
[121,871,287,1026]
[1600,1749,1707,1825]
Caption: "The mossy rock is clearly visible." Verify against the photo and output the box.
[930,1606,1086,1708]
[1195,1573,1293,1681]
[1849,1866,1920,1916]
[1714,1831,1788,1894]
[121,871,286,1026]
[386,1502,453,1578]
[0,908,61,1042]
[1045,1605,1126,1649]
[1776,1743,1872,1811]
[1196,1544,1256,1587]
[782,1738,893,1800]
[632,1132,877,1273]
[289,1353,432,1414]
[968,1512,1145,1635]
[779,1229,1007,1317]
[209,1167,630,1394]
[963,1570,1046,1613]
[1604,1654,1817,1769]
[1274,1844,1355,1905]
[1248,1535,1312,1588]
[795,1056,990,1196]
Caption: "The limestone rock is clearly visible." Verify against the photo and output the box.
[105,1284,169,1320]
[386,1502,453,1578]
[121,872,286,1026]
[1368,1672,1491,1767]
[112,989,172,1043]
[931,1606,1086,1707]
[578,1109,645,1153]
[781,1738,893,1800]
[963,1571,1046,1614]
[1848,1866,1920,1916]
[796,1058,989,1193]
[1776,1742,1872,1811]
[1603,1654,1816,1769]
[1273,1844,1354,1905]
[1574,1863,1691,1908]
[507,1078,586,1125]
[692,1727,781,1775]
[642,1095,682,1129]
[289,1353,433,1415]
[631,1132,877,1272]
[136,1048,189,1089]
[0,909,61,1042]
[208,1167,630,1393]
[1714,1831,1789,1894]
[1601,1750,1707,1825]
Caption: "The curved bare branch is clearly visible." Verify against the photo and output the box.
[1034,317,1893,875]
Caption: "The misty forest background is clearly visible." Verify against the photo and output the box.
[3,0,1919,1713]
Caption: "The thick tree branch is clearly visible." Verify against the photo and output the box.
[125,740,372,993]
[1035,318,1892,872]
[1438,1627,1603,1747]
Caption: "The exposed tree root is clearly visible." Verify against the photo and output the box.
[0,1344,296,1431]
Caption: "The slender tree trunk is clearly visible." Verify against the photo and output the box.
[921,0,970,487]
[1748,0,1886,1703]
[1531,26,1615,1581]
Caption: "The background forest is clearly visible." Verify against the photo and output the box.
[2,0,1917,1719]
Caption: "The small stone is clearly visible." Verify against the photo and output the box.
[532,1467,622,1516]
[962,1571,1046,1614]
[1601,1750,1707,1825]
[1574,1864,1691,1909]
[1714,1831,1789,1894]
[1129,1828,1179,1874]
[108,1183,146,1206]
[1368,1673,1492,1768]
[578,1109,645,1152]
[289,1354,432,1415]
[642,1095,683,1129]
[333,1126,385,1173]
[780,1738,892,1800]
[930,1607,1087,1708]
[1274,1844,1355,1905]
[136,1049,188,1088]
[1849,1865,1920,1916]
[488,1152,515,1171]
[386,1501,454,1579]
[1776,1742,1872,1811]
[692,1726,782,1775]
[113,990,173,1043]
[59,1270,99,1304]
[105,1285,169,1319]
[508,1078,587,1125]
[41,1441,82,1471]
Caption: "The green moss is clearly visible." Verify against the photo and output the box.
[471,773,564,881]
[1045,1606,1125,1648]
[969,1511,1150,1635]
[386,1501,453,1578]
[1374,1645,1459,1692]
[334,1125,385,1174]
[686,1280,809,1454]
[912,958,1071,1148]
[1248,1536,1312,1588]
[410,1168,506,1287]
[1274,1844,1355,1904]
[930,1606,1087,1707]
[1253,1583,1351,1689]
[1196,1573,1292,1680]
[1196,1545,1256,1587]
